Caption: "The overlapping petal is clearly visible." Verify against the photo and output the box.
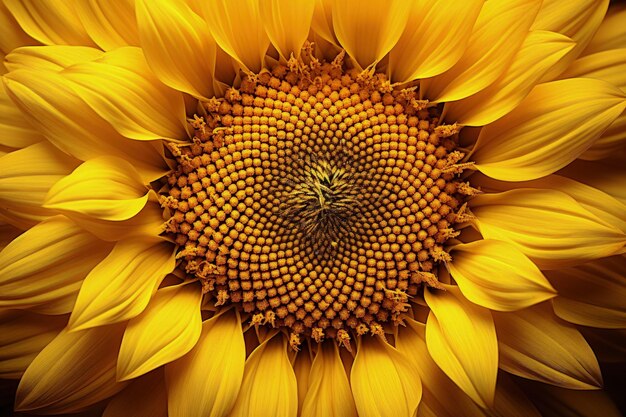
[103,369,167,417]
[74,0,139,51]
[0,79,43,150]
[584,4,626,54]
[260,0,315,61]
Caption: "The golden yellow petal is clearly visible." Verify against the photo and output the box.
[302,342,357,417]
[331,0,411,70]
[531,0,609,80]
[117,283,202,381]
[447,31,575,126]
[200,0,270,73]
[0,142,79,229]
[0,310,65,379]
[166,310,245,417]
[229,333,298,417]
[74,0,140,51]
[584,4,626,54]
[4,45,103,72]
[311,0,336,45]
[581,112,626,160]
[494,304,602,389]
[15,324,127,414]
[351,336,422,417]
[546,255,626,329]
[558,159,626,205]
[69,239,175,331]
[0,78,43,150]
[62,47,188,141]
[472,188,626,269]
[136,0,217,99]
[421,0,541,102]
[0,1,38,55]
[389,0,484,82]
[449,239,555,311]
[260,0,315,61]
[3,0,94,46]
[561,49,626,92]
[0,215,112,314]
[472,78,626,181]
[103,369,167,417]
[424,285,497,407]
[293,348,313,416]
[44,156,149,222]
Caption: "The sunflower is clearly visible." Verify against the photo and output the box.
[1,0,626,416]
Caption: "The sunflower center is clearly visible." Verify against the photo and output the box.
[163,52,469,347]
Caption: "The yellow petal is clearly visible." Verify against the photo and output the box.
[331,0,411,70]
[424,285,497,407]
[521,381,622,417]
[584,4,626,54]
[3,68,168,182]
[561,49,626,91]
[494,304,602,389]
[117,283,202,381]
[311,0,336,45]
[546,255,626,329]
[396,320,488,417]
[471,188,626,269]
[15,324,127,414]
[388,0,484,82]
[558,159,626,205]
[471,78,626,181]
[421,0,541,102]
[3,0,94,46]
[69,239,175,331]
[0,142,79,229]
[44,156,149,222]
[302,342,357,417]
[294,349,313,416]
[0,77,43,150]
[4,45,103,72]
[350,336,422,417]
[531,0,609,80]
[449,239,555,311]
[447,31,575,126]
[62,47,188,141]
[0,215,112,314]
[582,112,626,160]
[166,310,245,417]
[0,222,21,250]
[201,0,269,73]
[260,0,315,60]
[0,310,65,379]
[103,369,167,417]
[230,333,298,417]
[136,0,216,99]
[74,0,140,51]
[0,2,37,55]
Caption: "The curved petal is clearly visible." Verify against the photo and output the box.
[311,0,336,45]
[0,215,112,314]
[350,336,422,417]
[472,78,626,181]
[75,0,139,51]
[0,142,79,229]
[471,188,626,269]
[582,112,626,160]
[200,0,269,73]
[3,0,94,46]
[69,239,175,331]
[62,47,188,141]
[388,0,484,82]
[424,285,497,407]
[260,0,315,61]
[0,2,38,55]
[302,342,357,417]
[494,304,602,389]
[331,0,411,70]
[0,78,44,150]
[4,45,103,72]
[584,4,626,54]
[294,348,313,415]
[421,0,541,102]
[166,310,245,417]
[229,333,298,417]
[449,239,555,311]
[136,0,216,99]
[560,49,626,92]
[558,159,626,205]
[15,324,127,414]
[531,0,609,80]
[3,68,168,182]
[546,255,626,329]
[447,31,575,126]
[0,310,66,379]
[103,369,167,417]
[396,320,489,417]
[117,283,202,381]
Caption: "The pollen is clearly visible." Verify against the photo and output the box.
[162,49,470,342]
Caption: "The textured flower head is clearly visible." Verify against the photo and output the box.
[1,0,626,416]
